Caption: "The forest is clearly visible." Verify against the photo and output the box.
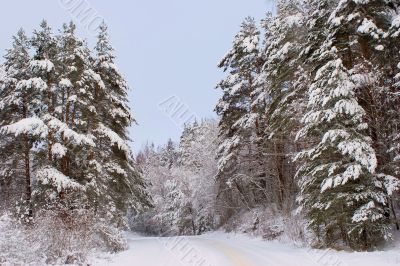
[1,0,400,265]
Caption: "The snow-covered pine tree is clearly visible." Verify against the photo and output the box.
[155,178,193,235]
[178,123,197,168]
[93,22,151,224]
[160,138,179,169]
[328,0,400,235]
[263,0,308,137]
[134,142,175,234]
[0,22,152,230]
[0,29,40,218]
[387,2,400,230]
[296,57,391,249]
[294,0,400,249]
[179,120,217,171]
[258,1,308,209]
[329,0,397,173]
[29,21,90,211]
[0,21,154,256]
[29,20,58,167]
[390,4,400,98]
[215,17,262,215]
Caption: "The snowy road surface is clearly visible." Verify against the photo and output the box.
[94,232,400,266]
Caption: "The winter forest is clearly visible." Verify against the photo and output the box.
[1,0,400,265]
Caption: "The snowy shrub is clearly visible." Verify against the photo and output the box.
[0,212,41,265]
[29,209,99,264]
[221,207,310,246]
[95,223,128,253]
[280,214,311,246]
[0,209,129,265]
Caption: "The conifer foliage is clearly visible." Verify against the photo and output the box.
[0,21,151,226]
[214,0,400,250]
[1,0,400,257]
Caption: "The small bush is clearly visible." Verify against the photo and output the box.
[221,207,310,246]
[0,209,128,265]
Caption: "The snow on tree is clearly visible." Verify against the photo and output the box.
[388,6,400,174]
[160,138,179,169]
[0,28,40,220]
[332,0,400,236]
[178,120,219,233]
[0,65,4,80]
[29,20,58,169]
[155,179,193,235]
[288,0,400,249]
[133,141,180,235]
[325,0,397,168]
[93,22,152,224]
[2,1,400,255]
[134,120,219,235]
[23,22,96,214]
[255,1,309,209]
[386,2,400,230]
[215,17,264,215]
[296,56,392,249]
[206,0,400,249]
[0,21,151,232]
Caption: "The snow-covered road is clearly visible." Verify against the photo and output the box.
[94,232,400,266]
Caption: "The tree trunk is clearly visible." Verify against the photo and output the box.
[390,197,400,230]
[24,134,32,217]
[23,102,32,217]
[47,78,55,162]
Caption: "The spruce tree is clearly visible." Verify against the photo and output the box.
[296,0,399,248]
[296,57,391,249]
[93,22,151,224]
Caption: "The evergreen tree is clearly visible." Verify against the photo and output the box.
[0,29,38,218]
[387,2,400,230]
[296,57,391,249]
[29,20,58,168]
[259,1,308,209]
[215,17,262,213]
[93,22,151,224]
[292,0,400,249]
[160,138,179,169]
[0,21,152,229]
[31,22,94,211]
[388,6,400,173]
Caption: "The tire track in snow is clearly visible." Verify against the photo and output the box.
[213,241,255,266]
[198,238,258,266]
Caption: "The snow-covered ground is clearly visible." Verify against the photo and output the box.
[92,232,400,266]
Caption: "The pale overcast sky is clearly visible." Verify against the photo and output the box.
[0,0,275,152]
